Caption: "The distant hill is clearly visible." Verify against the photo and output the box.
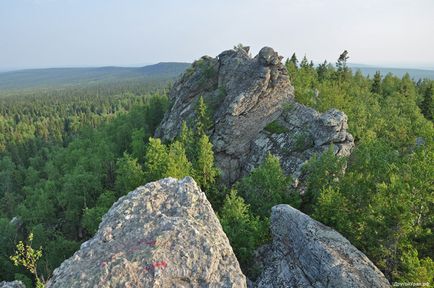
[0,62,191,90]
[349,65,434,80]
[2,61,432,91]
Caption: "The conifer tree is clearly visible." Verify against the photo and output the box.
[193,134,218,191]
[317,61,328,82]
[144,138,168,182]
[371,71,382,94]
[179,121,195,161]
[165,141,193,179]
[289,53,298,67]
[194,96,210,136]
[286,54,299,82]
[336,50,350,82]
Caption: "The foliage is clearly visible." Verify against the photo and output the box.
[165,141,193,179]
[194,96,211,136]
[192,134,219,191]
[0,84,169,283]
[0,49,433,285]
[286,50,434,282]
[264,120,289,134]
[144,138,169,182]
[237,154,300,218]
[218,189,268,278]
[10,233,44,288]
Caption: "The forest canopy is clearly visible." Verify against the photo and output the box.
[0,52,433,286]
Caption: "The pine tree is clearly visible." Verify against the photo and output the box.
[371,71,382,94]
[289,53,298,67]
[300,55,309,69]
[144,138,168,182]
[317,60,328,82]
[285,56,298,82]
[336,50,349,72]
[179,121,195,161]
[193,134,218,191]
[165,141,193,179]
[336,50,350,82]
[194,96,210,136]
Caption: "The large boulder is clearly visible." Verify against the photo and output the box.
[46,177,246,288]
[156,46,354,184]
[255,204,390,288]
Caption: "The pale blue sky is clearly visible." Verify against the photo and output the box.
[1,0,433,70]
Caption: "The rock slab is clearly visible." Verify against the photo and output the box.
[46,177,246,288]
[255,204,390,288]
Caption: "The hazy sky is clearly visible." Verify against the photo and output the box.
[1,0,433,70]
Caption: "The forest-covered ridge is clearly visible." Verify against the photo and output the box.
[1,61,434,92]
[349,65,434,80]
[0,62,190,90]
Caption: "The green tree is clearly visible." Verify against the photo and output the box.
[289,53,298,67]
[130,128,148,163]
[82,191,117,234]
[336,50,350,82]
[193,134,218,191]
[10,232,44,288]
[285,53,299,82]
[179,121,195,161]
[218,189,268,278]
[115,153,145,196]
[194,96,211,136]
[336,50,349,72]
[371,71,382,94]
[421,83,433,120]
[302,147,347,213]
[237,154,299,218]
[143,138,169,182]
[165,141,193,179]
[316,60,329,82]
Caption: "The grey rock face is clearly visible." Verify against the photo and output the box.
[156,46,354,184]
[255,204,390,288]
[0,281,25,288]
[46,177,246,288]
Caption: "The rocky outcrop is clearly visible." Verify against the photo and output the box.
[156,46,354,184]
[46,177,246,288]
[0,281,25,288]
[44,178,390,287]
[255,204,390,288]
